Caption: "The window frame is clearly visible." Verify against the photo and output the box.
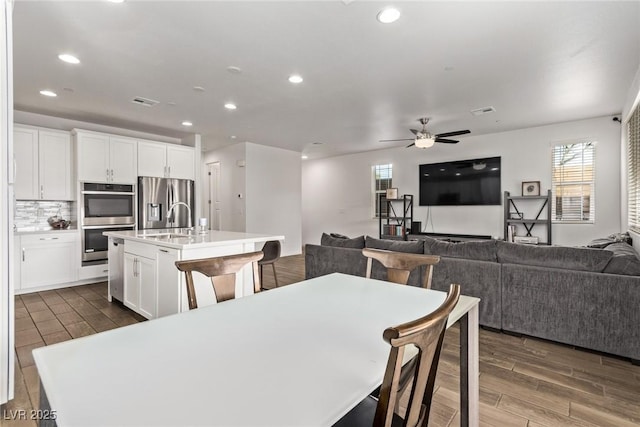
[551,140,596,224]
[628,103,640,232]
[371,164,392,219]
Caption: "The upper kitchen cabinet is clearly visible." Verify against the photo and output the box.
[138,140,195,180]
[14,125,73,200]
[75,130,137,184]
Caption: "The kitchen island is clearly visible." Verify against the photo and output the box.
[104,229,284,319]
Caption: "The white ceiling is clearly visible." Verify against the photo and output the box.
[12,1,640,158]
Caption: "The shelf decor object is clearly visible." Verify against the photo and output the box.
[385,188,398,199]
[521,181,540,196]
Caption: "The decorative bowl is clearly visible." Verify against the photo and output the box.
[47,216,71,229]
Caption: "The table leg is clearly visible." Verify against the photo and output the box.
[459,305,479,427]
[38,380,57,427]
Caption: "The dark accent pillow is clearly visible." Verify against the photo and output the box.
[496,241,613,272]
[329,233,349,239]
[422,236,497,262]
[603,243,640,276]
[320,233,365,249]
[586,237,616,249]
[364,236,424,254]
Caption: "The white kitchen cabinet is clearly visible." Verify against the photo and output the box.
[138,140,194,180]
[75,130,137,184]
[156,247,180,317]
[13,235,21,291]
[124,242,158,319]
[20,233,78,290]
[14,126,73,200]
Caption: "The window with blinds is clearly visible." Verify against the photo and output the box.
[372,164,392,218]
[551,141,596,223]
[628,104,640,232]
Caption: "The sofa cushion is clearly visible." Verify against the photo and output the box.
[364,236,424,253]
[423,237,497,262]
[496,241,612,272]
[602,243,640,276]
[321,233,365,249]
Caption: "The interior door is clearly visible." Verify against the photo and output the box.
[207,162,221,231]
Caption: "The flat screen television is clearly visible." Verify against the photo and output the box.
[419,156,501,206]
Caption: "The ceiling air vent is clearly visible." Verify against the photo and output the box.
[131,97,159,107]
[470,106,496,116]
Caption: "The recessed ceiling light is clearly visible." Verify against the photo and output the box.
[301,155,308,159]
[224,103,237,110]
[377,7,400,24]
[193,86,205,92]
[227,66,242,75]
[58,54,80,64]
[39,90,57,97]
[181,121,193,127]
[288,74,303,84]
[108,0,125,3]
[230,135,237,139]
[455,173,461,176]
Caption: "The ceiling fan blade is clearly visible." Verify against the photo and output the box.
[409,129,420,136]
[379,138,414,142]
[435,129,470,138]
[406,142,416,148]
[435,138,459,144]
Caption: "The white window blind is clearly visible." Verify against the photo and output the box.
[372,164,392,218]
[628,104,640,232]
[551,141,595,223]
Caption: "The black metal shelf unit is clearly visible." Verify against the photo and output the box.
[503,190,552,244]
[379,194,413,240]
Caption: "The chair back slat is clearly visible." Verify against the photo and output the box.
[175,251,264,309]
[363,248,440,288]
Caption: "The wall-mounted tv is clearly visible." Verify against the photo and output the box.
[419,156,501,206]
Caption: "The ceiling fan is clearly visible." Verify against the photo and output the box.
[380,118,470,148]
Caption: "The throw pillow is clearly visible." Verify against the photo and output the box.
[320,233,365,249]
[364,236,424,253]
[602,243,640,276]
[586,237,616,249]
[422,236,497,262]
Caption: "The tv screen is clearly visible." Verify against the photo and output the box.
[419,156,501,206]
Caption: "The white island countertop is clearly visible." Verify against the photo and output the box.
[103,229,284,250]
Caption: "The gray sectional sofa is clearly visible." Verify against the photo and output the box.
[305,234,640,363]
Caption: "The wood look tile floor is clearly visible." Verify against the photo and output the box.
[2,254,640,427]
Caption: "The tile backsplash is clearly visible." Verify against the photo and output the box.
[14,200,76,229]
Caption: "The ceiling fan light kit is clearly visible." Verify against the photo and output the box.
[380,117,471,149]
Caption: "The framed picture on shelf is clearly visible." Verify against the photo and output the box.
[386,188,398,199]
[521,181,540,196]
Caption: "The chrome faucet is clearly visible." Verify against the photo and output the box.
[167,202,193,233]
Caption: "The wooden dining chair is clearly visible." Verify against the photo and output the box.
[334,284,461,427]
[258,240,281,290]
[363,248,440,289]
[174,251,264,309]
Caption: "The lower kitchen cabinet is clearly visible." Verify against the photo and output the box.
[19,233,78,290]
[124,251,157,319]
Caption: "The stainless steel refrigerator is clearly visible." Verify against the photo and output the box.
[138,176,195,229]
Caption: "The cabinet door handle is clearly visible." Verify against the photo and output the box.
[134,258,138,277]
[159,249,168,253]
[107,168,110,181]
[22,248,25,262]
[111,169,114,181]
[168,166,171,177]
[39,237,59,240]
[40,184,44,199]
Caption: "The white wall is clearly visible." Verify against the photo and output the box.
[302,116,622,247]
[246,143,302,256]
[14,110,182,144]
[201,143,247,232]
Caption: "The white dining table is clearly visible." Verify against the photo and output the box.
[34,273,480,427]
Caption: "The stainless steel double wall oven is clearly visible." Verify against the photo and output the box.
[80,183,135,264]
